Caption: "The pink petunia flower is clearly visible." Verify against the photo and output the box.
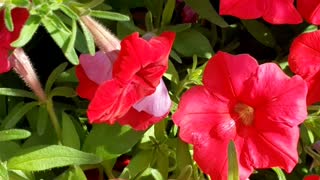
[173,51,307,179]
[304,175,320,180]
[219,0,302,24]
[288,30,320,105]
[0,8,29,73]
[297,0,320,25]
[76,32,175,131]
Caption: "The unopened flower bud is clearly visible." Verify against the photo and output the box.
[9,48,47,102]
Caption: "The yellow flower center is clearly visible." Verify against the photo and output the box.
[234,103,254,126]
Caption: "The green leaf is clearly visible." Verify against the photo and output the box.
[56,166,86,180]
[65,19,77,56]
[82,124,143,159]
[0,162,8,180]
[42,15,79,65]
[45,62,68,93]
[90,10,130,21]
[79,20,96,55]
[151,168,164,180]
[174,29,213,58]
[11,0,31,7]
[184,0,228,27]
[228,141,239,180]
[145,11,153,32]
[49,87,76,98]
[242,20,276,48]
[0,88,36,99]
[59,4,79,19]
[0,129,31,142]
[7,145,102,171]
[4,7,13,32]
[11,15,41,47]
[0,142,21,161]
[272,168,286,180]
[176,165,192,180]
[164,23,191,33]
[161,0,175,26]
[1,101,38,129]
[174,138,193,177]
[36,105,49,136]
[61,112,80,149]
[120,150,153,178]
[117,20,145,39]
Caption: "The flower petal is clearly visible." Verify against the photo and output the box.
[203,51,258,101]
[87,79,137,124]
[75,66,99,100]
[117,107,168,131]
[243,125,300,173]
[263,0,302,24]
[241,63,307,127]
[220,0,264,20]
[112,32,175,89]
[79,50,117,84]
[298,0,320,25]
[133,79,171,117]
[173,86,233,143]
[289,30,320,79]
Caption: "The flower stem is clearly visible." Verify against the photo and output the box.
[46,99,62,144]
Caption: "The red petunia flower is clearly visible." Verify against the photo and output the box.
[0,8,29,73]
[76,32,175,131]
[173,51,307,179]
[288,30,320,105]
[219,0,302,24]
[297,0,320,25]
[304,175,320,180]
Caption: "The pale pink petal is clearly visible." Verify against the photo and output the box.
[79,50,118,84]
[133,79,171,117]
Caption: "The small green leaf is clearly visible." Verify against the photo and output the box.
[242,20,276,48]
[1,101,38,129]
[90,10,130,21]
[36,105,49,136]
[62,112,80,149]
[184,0,228,27]
[174,29,213,58]
[272,167,286,180]
[11,15,41,47]
[0,162,8,180]
[45,62,68,93]
[79,20,96,55]
[0,129,31,142]
[7,145,102,171]
[161,0,175,26]
[228,141,239,180]
[145,11,153,32]
[0,88,36,99]
[170,50,182,63]
[49,86,76,98]
[4,7,13,32]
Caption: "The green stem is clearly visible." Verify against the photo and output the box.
[46,99,62,143]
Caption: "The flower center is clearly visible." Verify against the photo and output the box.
[234,103,254,126]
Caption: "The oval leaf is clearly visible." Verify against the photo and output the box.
[11,15,40,47]
[90,10,130,21]
[228,141,239,180]
[7,145,102,171]
[0,129,31,142]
